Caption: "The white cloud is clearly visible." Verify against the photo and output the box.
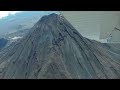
[0,11,22,19]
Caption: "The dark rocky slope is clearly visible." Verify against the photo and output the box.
[0,13,120,79]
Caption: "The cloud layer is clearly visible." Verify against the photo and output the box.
[0,11,22,19]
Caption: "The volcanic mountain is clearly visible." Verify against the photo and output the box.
[0,13,120,79]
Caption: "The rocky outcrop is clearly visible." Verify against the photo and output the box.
[0,13,120,79]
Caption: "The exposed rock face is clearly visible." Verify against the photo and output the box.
[0,13,120,79]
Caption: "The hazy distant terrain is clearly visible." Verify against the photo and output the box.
[0,38,8,50]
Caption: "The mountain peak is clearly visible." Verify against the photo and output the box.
[0,13,120,79]
[39,13,58,20]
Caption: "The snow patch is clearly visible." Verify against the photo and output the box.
[12,36,22,40]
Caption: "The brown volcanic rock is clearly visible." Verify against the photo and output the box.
[0,13,120,79]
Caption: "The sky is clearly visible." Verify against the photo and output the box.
[0,11,22,19]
